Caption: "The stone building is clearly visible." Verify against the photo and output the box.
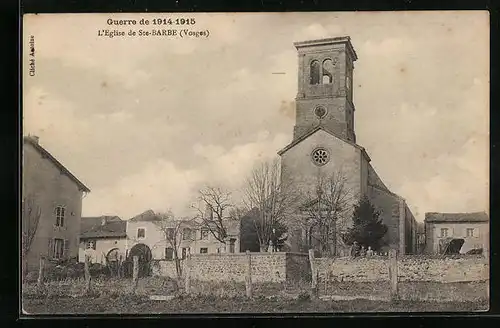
[424,212,489,255]
[278,37,418,255]
[22,135,90,270]
[126,209,241,261]
[78,216,127,264]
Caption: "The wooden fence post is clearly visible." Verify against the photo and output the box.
[245,250,253,298]
[388,249,399,301]
[308,249,318,297]
[132,256,139,293]
[36,256,45,291]
[184,253,191,294]
[84,255,91,295]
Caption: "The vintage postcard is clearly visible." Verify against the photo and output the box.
[21,11,489,314]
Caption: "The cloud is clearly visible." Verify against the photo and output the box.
[83,131,290,218]
[293,23,343,42]
[84,159,204,218]
[362,37,416,56]
[24,13,489,223]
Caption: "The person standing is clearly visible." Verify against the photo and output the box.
[350,241,360,258]
[360,245,367,257]
[366,246,374,257]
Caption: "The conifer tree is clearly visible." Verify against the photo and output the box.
[343,196,388,251]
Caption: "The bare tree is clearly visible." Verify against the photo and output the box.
[22,194,41,282]
[152,211,195,280]
[242,158,299,252]
[192,186,235,245]
[299,170,355,256]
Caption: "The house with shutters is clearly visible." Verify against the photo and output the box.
[78,216,127,264]
[126,209,241,261]
[22,135,90,270]
[424,212,489,254]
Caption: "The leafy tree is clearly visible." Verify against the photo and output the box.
[343,196,387,251]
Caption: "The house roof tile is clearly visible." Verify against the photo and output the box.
[80,216,126,238]
[424,212,489,223]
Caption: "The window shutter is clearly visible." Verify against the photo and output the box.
[48,238,53,259]
[474,228,479,238]
[64,239,70,259]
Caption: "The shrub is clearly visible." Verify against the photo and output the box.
[297,291,311,302]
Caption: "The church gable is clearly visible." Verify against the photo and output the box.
[280,127,363,199]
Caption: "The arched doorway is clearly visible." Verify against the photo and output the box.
[126,243,152,277]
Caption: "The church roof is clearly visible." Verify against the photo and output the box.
[277,125,371,162]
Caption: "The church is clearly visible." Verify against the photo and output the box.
[278,36,418,256]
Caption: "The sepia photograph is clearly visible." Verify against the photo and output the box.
[21,11,489,314]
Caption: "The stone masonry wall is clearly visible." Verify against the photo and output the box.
[315,256,389,282]
[314,255,489,283]
[153,253,301,283]
[398,255,489,282]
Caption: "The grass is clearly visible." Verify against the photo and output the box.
[21,276,489,314]
[22,293,489,314]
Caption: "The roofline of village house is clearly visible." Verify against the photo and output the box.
[23,136,91,192]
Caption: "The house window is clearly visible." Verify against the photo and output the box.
[200,247,208,254]
[181,247,190,259]
[440,228,449,238]
[310,60,320,85]
[55,206,65,227]
[183,228,193,241]
[166,228,175,240]
[466,228,474,237]
[216,248,221,253]
[86,240,96,250]
[54,238,64,259]
[137,228,146,239]
[201,229,209,240]
[165,247,174,260]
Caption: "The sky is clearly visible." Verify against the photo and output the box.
[22,12,489,222]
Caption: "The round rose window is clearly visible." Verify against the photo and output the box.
[314,106,327,119]
[312,148,330,166]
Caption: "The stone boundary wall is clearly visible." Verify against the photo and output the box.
[151,253,488,284]
[152,252,310,283]
[314,254,489,283]
[398,255,488,282]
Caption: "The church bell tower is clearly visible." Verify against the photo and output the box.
[293,37,357,143]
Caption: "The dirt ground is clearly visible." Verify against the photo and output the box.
[22,294,489,314]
